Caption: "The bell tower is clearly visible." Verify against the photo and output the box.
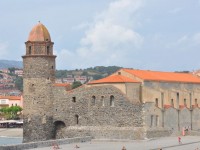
[22,22,56,142]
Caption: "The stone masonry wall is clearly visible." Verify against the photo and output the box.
[23,56,56,142]
[53,85,144,139]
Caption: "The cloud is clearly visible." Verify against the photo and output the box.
[57,0,144,69]
[176,35,189,45]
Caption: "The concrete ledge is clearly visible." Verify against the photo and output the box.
[92,138,150,143]
[150,140,200,150]
[0,136,92,150]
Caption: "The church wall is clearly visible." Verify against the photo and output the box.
[179,108,191,130]
[125,83,141,103]
[143,102,163,128]
[87,82,141,103]
[143,81,200,109]
[87,83,127,94]
[164,108,178,130]
[192,108,200,130]
[53,85,145,139]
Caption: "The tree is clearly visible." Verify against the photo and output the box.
[8,67,16,74]
[81,71,88,76]
[72,81,82,89]
[15,76,23,91]
[0,106,23,119]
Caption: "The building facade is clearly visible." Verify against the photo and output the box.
[23,23,200,143]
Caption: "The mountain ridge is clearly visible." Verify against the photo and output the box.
[0,60,23,69]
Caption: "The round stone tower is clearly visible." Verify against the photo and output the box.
[22,22,56,142]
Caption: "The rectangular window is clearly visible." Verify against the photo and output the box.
[0,100,6,104]
[190,93,192,108]
[161,93,164,108]
[156,115,159,126]
[195,99,198,106]
[150,115,153,127]
[177,93,179,109]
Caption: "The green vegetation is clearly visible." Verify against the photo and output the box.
[15,76,23,91]
[55,66,122,79]
[1,66,122,91]
[72,81,82,89]
[0,106,23,120]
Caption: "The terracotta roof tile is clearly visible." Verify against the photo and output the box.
[123,69,200,83]
[0,96,21,100]
[28,22,51,42]
[54,83,70,87]
[88,75,140,84]
[164,104,172,109]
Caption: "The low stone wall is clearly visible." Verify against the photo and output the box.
[146,128,172,138]
[189,130,200,136]
[0,136,92,150]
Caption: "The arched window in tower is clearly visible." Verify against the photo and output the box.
[91,96,96,106]
[29,46,31,55]
[75,114,79,125]
[110,95,114,107]
[47,46,50,55]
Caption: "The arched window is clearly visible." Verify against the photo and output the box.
[171,99,174,107]
[91,96,96,106]
[75,114,79,125]
[72,97,76,103]
[29,46,31,55]
[101,96,105,106]
[155,98,158,107]
[110,95,114,107]
[47,46,50,55]
[184,99,187,106]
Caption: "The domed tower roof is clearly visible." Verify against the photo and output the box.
[28,22,51,42]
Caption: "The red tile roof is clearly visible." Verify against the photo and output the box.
[123,69,200,83]
[0,96,21,100]
[88,75,140,84]
[54,83,70,87]
[28,22,51,42]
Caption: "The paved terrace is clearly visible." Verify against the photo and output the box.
[1,129,200,150]
[28,136,200,150]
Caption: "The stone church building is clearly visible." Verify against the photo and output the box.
[23,22,200,142]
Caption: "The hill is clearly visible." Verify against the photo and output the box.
[0,60,22,69]
[56,66,122,80]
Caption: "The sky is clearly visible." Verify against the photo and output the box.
[0,0,200,71]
